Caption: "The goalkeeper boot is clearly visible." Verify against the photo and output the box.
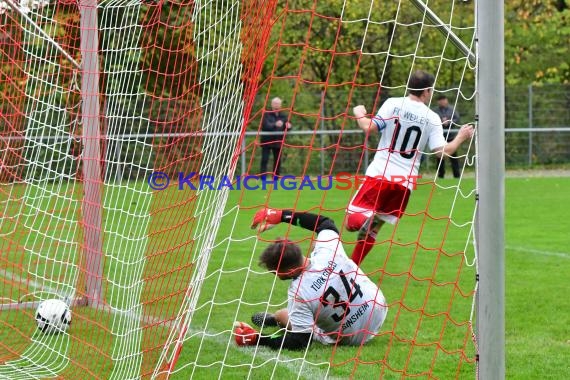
[251,312,278,327]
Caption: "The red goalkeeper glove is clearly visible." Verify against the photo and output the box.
[251,208,283,233]
[233,322,259,346]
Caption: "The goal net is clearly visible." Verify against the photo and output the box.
[0,0,477,378]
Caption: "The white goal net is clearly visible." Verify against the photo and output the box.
[0,0,478,379]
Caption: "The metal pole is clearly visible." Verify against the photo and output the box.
[81,0,103,307]
[3,0,81,69]
[410,0,476,66]
[477,0,505,378]
[528,84,533,166]
[11,127,569,141]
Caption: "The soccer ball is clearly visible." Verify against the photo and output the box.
[35,299,72,334]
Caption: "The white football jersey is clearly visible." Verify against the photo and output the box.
[367,97,446,189]
[287,230,387,345]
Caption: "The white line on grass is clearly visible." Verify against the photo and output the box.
[0,268,61,299]
[507,245,570,259]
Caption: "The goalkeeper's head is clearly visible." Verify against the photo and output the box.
[259,238,306,280]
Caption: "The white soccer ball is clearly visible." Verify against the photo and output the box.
[35,299,72,334]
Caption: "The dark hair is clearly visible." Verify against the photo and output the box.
[259,238,303,273]
[407,70,435,97]
[437,95,448,101]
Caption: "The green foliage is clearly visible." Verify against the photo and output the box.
[249,1,477,176]
[505,1,570,84]
[2,1,569,183]
[261,1,475,101]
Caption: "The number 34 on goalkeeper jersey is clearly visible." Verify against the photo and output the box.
[287,230,388,346]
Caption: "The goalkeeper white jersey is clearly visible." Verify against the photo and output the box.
[367,96,446,189]
[287,230,387,345]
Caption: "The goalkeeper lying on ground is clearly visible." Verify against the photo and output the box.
[233,208,388,350]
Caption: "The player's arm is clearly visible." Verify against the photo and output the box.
[353,105,375,133]
[259,330,312,350]
[353,105,387,134]
[251,208,339,234]
[233,322,312,350]
[433,124,474,158]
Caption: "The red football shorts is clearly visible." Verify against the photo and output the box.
[348,176,411,222]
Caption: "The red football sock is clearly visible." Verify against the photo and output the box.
[351,234,376,265]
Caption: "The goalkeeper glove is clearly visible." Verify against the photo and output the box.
[251,208,283,233]
[233,322,259,346]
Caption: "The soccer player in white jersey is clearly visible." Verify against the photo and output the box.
[346,70,474,265]
[233,208,388,350]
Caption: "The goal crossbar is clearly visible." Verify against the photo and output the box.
[410,0,476,66]
[1,0,81,69]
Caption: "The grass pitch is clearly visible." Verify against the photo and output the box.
[1,175,569,379]
[171,175,570,379]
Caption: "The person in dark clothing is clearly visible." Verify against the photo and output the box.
[433,95,461,178]
[260,97,291,177]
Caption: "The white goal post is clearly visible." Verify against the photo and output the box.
[476,0,505,378]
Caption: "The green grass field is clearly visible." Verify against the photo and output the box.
[1,175,569,379]
[169,175,476,379]
[170,175,570,379]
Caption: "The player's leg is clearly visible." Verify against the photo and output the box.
[450,150,460,178]
[351,214,384,265]
[437,155,446,178]
[349,178,411,265]
[274,308,290,328]
[346,177,383,265]
[260,145,270,176]
[345,178,377,232]
[272,146,282,176]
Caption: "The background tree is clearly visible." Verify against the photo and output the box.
[505,0,569,84]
